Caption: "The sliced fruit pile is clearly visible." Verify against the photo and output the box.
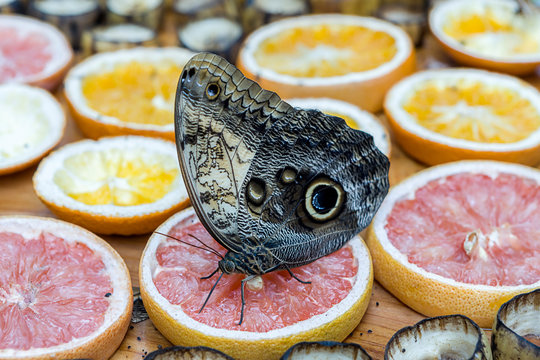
[367,160,540,327]
[140,208,373,360]
[237,14,415,112]
[33,136,189,235]
[0,84,65,176]
[0,215,132,359]
[385,69,540,165]
[0,14,73,89]
[64,47,195,140]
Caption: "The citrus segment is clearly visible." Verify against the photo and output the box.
[140,208,373,360]
[0,15,72,89]
[367,161,540,327]
[237,15,415,112]
[33,136,189,235]
[0,84,65,176]
[0,215,132,359]
[384,69,540,165]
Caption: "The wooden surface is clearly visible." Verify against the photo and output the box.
[1,17,540,360]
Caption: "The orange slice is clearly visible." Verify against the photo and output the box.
[33,136,189,235]
[64,47,195,141]
[287,97,391,156]
[140,208,373,360]
[429,0,540,75]
[237,14,415,112]
[0,84,65,176]
[0,215,132,359]
[384,68,540,165]
[0,15,73,90]
[366,160,540,327]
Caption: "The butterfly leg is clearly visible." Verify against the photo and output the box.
[199,272,224,314]
[201,266,219,280]
[239,275,256,326]
[286,266,311,284]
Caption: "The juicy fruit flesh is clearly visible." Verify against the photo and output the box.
[402,79,540,143]
[81,61,182,126]
[0,26,52,82]
[0,92,50,161]
[0,231,112,350]
[53,148,179,206]
[254,24,397,77]
[385,172,540,286]
[153,217,358,332]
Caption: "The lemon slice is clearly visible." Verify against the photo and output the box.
[0,84,65,176]
[237,14,415,112]
[33,136,189,235]
[64,47,195,140]
[384,68,540,165]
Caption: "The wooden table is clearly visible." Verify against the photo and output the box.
[1,22,539,359]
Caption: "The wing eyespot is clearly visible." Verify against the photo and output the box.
[304,178,345,222]
[278,167,297,185]
[206,83,220,100]
[246,178,266,206]
[188,67,196,78]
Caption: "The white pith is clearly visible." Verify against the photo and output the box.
[0,15,72,83]
[0,84,65,170]
[141,207,372,341]
[429,0,540,63]
[385,68,540,152]
[64,47,195,133]
[0,215,131,357]
[287,97,390,155]
[33,136,188,218]
[372,160,540,290]
[239,14,412,86]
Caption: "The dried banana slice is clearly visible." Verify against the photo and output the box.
[144,345,234,360]
[81,23,157,56]
[0,0,24,13]
[105,0,164,30]
[281,341,372,360]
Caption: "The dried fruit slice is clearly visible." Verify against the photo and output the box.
[139,208,373,360]
[144,345,234,360]
[0,215,132,359]
[366,160,540,327]
[0,84,65,176]
[33,136,188,235]
[281,341,372,360]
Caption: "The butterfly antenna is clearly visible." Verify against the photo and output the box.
[187,233,224,260]
[155,232,224,260]
[199,271,224,314]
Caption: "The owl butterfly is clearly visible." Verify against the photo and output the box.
[174,53,389,325]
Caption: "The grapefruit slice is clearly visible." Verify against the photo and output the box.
[236,14,415,112]
[429,0,540,75]
[0,84,65,176]
[384,68,540,166]
[0,15,73,90]
[33,136,189,235]
[0,215,132,359]
[140,208,373,360]
[287,97,390,156]
[64,47,195,141]
[366,160,540,327]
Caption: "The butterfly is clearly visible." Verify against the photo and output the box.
[173,52,389,325]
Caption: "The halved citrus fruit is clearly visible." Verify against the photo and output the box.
[429,0,540,75]
[0,84,65,176]
[33,136,189,235]
[366,160,540,328]
[384,68,540,166]
[140,208,373,360]
[0,15,73,90]
[64,47,195,141]
[0,215,132,359]
[237,14,415,113]
[287,97,391,156]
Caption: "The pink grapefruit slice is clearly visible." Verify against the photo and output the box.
[0,215,132,359]
[139,208,373,360]
[366,160,540,328]
[0,15,73,90]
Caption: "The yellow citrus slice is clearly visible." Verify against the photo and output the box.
[0,84,65,176]
[0,215,132,359]
[366,160,540,328]
[429,0,540,75]
[384,68,540,165]
[139,208,373,360]
[287,97,391,156]
[33,136,189,235]
[237,14,415,112]
[64,47,195,141]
